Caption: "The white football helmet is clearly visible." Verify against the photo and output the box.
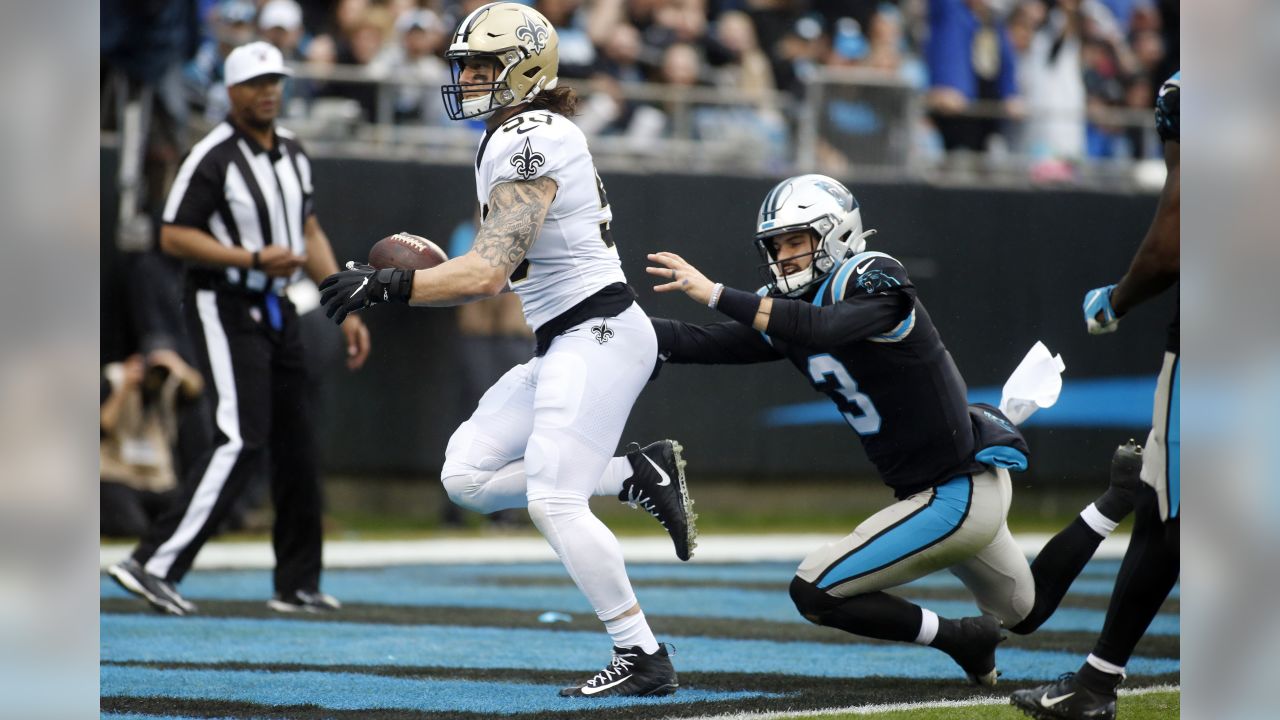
[754,174,874,297]
[441,3,559,120]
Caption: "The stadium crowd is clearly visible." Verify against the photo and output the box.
[104,0,1177,172]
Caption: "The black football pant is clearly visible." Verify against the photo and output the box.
[132,288,323,595]
[1091,484,1180,666]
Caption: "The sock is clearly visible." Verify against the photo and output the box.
[1080,503,1120,537]
[1094,488,1135,524]
[597,456,634,498]
[604,610,659,654]
[816,592,924,643]
[1009,516,1105,635]
[1078,655,1125,694]
[1091,498,1180,666]
[914,608,940,645]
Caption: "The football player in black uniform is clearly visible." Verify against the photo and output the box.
[646,174,1145,685]
[1011,71,1180,720]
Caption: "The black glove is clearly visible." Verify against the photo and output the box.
[318,261,414,324]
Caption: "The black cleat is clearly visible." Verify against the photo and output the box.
[107,558,197,616]
[560,644,679,698]
[1011,673,1117,719]
[620,440,697,561]
[1110,440,1144,495]
[267,589,342,613]
[932,615,1005,686]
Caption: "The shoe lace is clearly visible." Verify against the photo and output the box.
[622,486,666,528]
[586,652,636,687]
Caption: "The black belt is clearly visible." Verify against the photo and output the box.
[533,282,635,356]
[188,270,289,297]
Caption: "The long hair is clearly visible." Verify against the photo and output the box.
[528,85,578,117]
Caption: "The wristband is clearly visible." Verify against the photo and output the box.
[375,267,415,303]
[251,250,262,269]
[707,283,725,308]
[715,286,763,326]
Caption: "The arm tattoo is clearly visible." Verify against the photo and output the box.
[472,177,557,274]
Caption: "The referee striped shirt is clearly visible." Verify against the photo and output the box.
[162,118,314,294]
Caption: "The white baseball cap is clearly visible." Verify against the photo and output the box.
[259,0,303,31]
[224,41,294,86]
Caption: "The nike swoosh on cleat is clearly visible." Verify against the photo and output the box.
[642,454,671,486]
[854,259,875,274]
[1040,691,1076,707]
[580,676,632,695]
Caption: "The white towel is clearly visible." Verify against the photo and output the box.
[999,341,1067,426]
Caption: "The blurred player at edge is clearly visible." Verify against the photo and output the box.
[1012,71,1180,720]
[318,3,691,699]
[645,173,1147,685]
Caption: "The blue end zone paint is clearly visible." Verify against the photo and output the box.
[764,376,1159,428]
[102,666,777,713]
[101,615,1179,681]
[100,574,1176,633]
[818,477,970,588]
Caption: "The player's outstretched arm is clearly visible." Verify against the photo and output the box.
[1111,141,1180,317]
[410,177,558,307]
[1083,141,1179,333]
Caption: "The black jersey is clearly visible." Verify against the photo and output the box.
[653,252,983,498]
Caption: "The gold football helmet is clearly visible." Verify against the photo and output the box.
[441,3,560,120]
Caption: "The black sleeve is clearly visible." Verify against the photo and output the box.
[652,317,782,365]
[766,252,917,348]
[164,153,223,229]
[765,292,913,348]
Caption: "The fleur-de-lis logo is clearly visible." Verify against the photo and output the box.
[510,138,546,180]
[591,319,614,345]
[515,15,549,54]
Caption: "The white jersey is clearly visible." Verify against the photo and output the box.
[474,109,625,330]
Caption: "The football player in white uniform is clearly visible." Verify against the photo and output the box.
[319,3,688,698]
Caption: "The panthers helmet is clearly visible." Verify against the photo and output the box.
[441,3,559,121]
[754,174,874,297]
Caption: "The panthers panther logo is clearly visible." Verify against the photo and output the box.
[515,15,549,54]
[856,268,901,294]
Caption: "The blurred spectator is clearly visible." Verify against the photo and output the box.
[185,0,259,122]
[259,0,312,114]
[707,11,777,108]
[323,5,394,122]
[101,351,204,538]
[370,8,450,123]
[1080,1,1141,158]
[101,0,200,250]
[826,16,869,67]
[861,3,927,86]
[537,0,598,78]
[924,0,1021,153]
[259,0,306,60]
[578,23,652,136]
[770,14,827,99]
[1015,0,1087,166]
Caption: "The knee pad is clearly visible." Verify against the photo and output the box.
[441,473,484,514]
[789,576,838,625]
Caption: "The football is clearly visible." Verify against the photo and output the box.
[368,232,448,270]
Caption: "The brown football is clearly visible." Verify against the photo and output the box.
[368,232,448,270]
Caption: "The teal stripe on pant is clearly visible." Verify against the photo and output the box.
[816,476,972,590]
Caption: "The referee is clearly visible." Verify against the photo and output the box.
[109,42,371,615]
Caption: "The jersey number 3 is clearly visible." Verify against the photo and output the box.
[807,354,881,435]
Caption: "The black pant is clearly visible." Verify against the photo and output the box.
[133,288,323,595]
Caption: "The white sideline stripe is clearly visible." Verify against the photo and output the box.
[681,683,1180,720]
[102,532,1130,570]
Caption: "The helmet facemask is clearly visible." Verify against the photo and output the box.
[441,3,559,121]
[755,229,835,297]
